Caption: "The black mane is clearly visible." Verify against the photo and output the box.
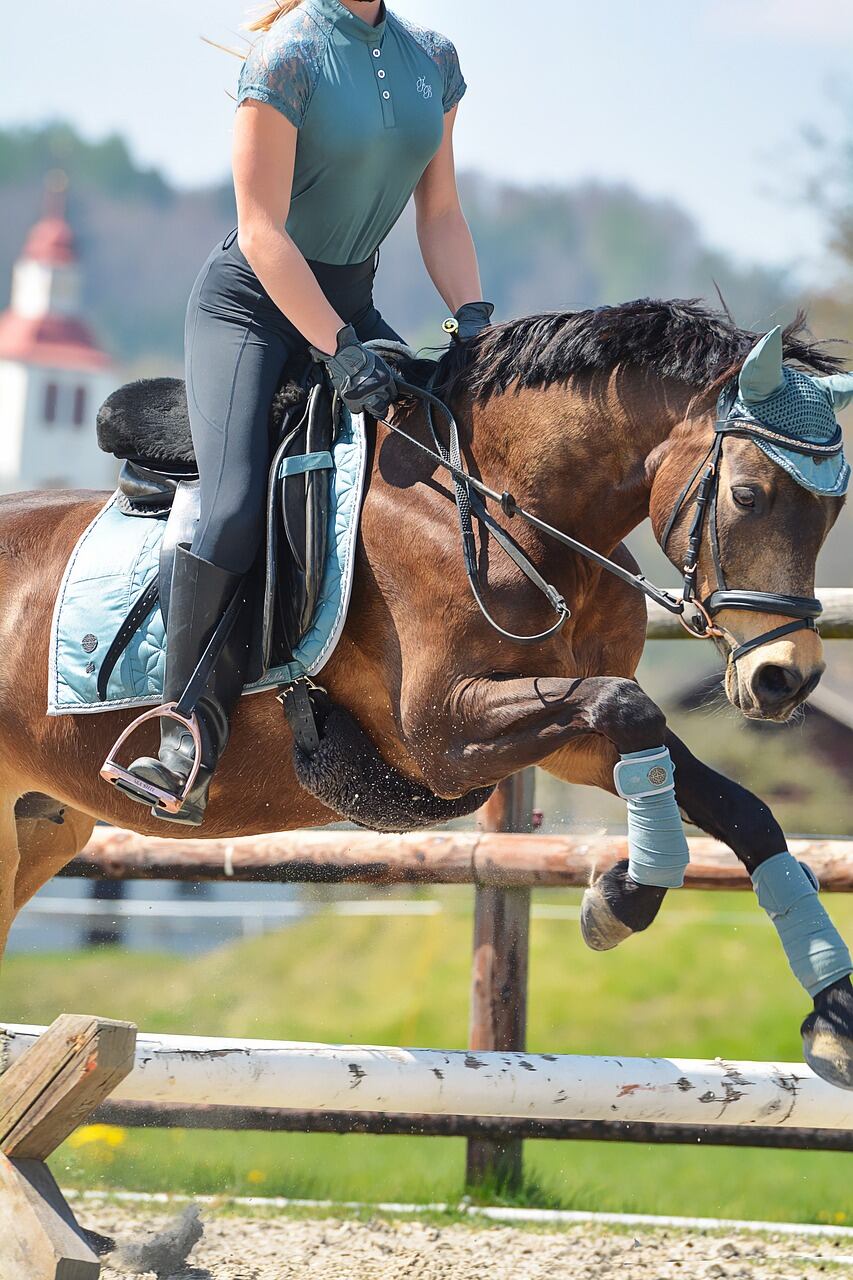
[395,299,844,405]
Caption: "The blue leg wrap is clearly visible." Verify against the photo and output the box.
[614,746,689,889]
[752,852,852,998]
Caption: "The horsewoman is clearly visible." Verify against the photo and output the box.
[119,0,494,824]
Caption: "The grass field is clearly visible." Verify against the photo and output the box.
[3,887,852,1225]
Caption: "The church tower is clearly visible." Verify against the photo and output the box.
[0,175,119,492]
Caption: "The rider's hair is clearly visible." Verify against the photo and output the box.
[247,1,303,34]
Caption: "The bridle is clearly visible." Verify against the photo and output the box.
[658,383,836,662]
[379,376,832,661]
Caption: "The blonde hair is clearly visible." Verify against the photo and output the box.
[246,1,303,34]
[204,2,302,61]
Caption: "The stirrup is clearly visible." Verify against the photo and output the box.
[100,702,202,814]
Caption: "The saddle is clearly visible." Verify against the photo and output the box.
[96,365,337,686]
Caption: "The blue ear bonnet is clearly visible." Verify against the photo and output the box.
[720,366,850,498]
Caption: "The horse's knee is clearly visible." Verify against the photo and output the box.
[599,679,666,753]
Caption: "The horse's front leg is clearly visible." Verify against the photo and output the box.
[667,733,852,1090]
[403,673,671,796]
[586,729,853,1087]
[575,723,793,952]
[404,671,687,934]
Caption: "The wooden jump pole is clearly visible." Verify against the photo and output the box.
[466,770,535,1193]
[0,1014,137,1280]
[4,1026,852,1131]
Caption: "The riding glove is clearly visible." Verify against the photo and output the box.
[445,301,495,342]
[310,324,398,419]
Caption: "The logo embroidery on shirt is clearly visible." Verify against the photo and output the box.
[416,76,434,100]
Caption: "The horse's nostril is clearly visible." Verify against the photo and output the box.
[753,663,802,702]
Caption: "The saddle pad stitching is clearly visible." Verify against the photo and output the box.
[48,492,120,713]
[123,522,164,695]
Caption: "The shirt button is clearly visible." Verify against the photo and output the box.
[382,90,391,100]
[372,48,381,58]
[377,69,386,78]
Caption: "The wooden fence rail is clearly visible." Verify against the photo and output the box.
[64,826,853,891]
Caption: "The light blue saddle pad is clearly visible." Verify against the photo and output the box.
[48,409,368,716]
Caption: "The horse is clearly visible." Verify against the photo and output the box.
[0,298,851,1089]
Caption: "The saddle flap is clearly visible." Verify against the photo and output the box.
[262,378,337,671]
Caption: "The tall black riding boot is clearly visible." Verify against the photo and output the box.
[123,545,250,826]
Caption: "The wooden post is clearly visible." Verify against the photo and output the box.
[0,1014,137,1280]
[466,770,535,1194]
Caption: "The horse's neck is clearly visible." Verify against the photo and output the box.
[470,372,698,551]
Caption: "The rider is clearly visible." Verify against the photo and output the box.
[119,0,493,826]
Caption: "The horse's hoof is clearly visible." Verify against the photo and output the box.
[802,978,853,1091]
[580,860,667,952]
[580,882,634,951]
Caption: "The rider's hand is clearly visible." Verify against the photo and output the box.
[446,301,495,343]
[310,324,398,419]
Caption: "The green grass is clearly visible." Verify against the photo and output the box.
[4,889,853,1225]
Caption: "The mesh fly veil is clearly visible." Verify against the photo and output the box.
[721,326,850,497]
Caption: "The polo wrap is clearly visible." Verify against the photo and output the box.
[751,852,852,998]
[614,747,690,890]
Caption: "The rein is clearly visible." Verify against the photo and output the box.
[383,377,823,661]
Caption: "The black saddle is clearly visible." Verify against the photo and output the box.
[96,368,337,685]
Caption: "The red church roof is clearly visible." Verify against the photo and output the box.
[21,214,78,267]
[0,311,112,371]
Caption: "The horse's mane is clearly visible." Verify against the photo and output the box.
[394,299,844,407]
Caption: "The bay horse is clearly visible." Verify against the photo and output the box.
[0,299,851,1088]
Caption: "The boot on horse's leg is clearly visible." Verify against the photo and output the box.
[121,545,249,826]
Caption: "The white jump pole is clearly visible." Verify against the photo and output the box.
[2,1025,851,1131]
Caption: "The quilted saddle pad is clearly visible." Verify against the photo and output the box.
[48,409,368,715]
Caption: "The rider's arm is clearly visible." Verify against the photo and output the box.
[232,99,343,356]
[414,105,483,314]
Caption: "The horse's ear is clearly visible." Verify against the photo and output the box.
[739,326,785,404]
[815,372,853,413]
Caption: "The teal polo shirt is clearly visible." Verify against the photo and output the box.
[237,0,467,266]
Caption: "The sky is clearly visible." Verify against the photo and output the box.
[3,0,851,277]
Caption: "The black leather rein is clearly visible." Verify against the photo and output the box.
[385,378,823,662]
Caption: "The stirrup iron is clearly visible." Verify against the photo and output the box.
[100,702,203,814]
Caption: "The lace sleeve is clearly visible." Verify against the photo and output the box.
[236,10,328,128]
[434,35,466,113]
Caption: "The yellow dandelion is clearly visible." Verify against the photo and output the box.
[68,1125,127,1150]
[247,1169,267,1185]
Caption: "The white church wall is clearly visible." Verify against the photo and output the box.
[17,366,120,493]
[0,361,29,489]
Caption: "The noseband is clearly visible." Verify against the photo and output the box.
[659,387,830,662]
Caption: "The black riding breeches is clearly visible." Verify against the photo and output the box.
[185,228,403,575]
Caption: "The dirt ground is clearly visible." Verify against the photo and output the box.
[84,1204,853,1280]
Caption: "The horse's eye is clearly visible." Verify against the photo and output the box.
[732,486,756,509]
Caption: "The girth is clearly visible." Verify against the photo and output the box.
[660,396,824,662]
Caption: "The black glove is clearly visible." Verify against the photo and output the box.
[443,301,495,343]
[310,324,397,418]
